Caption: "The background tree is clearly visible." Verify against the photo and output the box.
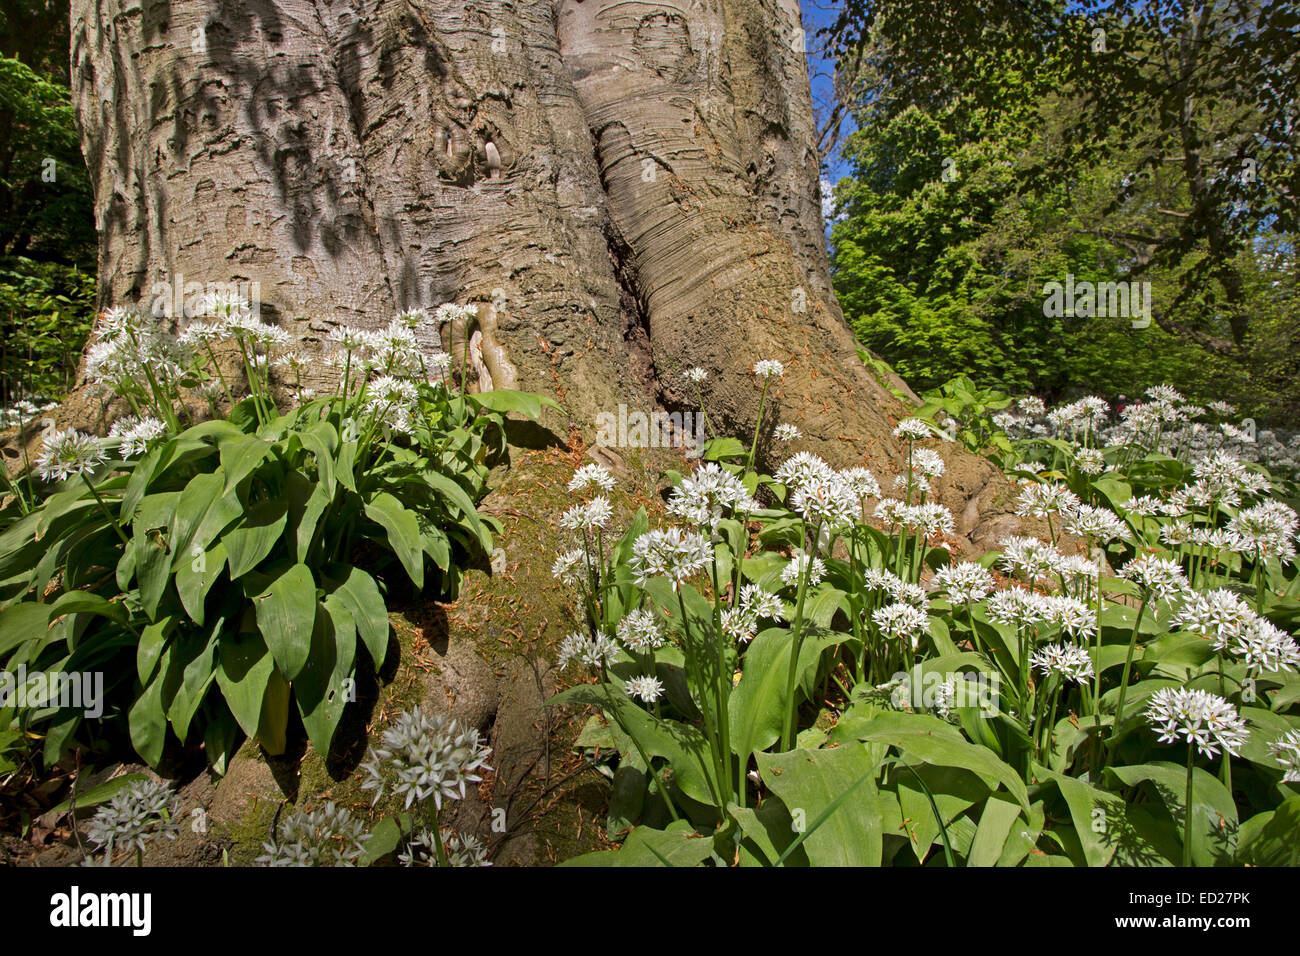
[825,0,1300,420]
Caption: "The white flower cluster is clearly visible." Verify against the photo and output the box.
[668,462,758,530]
[1031,642,1095,684]
[358,706,492,811]
[557,630,619,671]
[1145,687,1249,758]
[629,527,714,590]
[256,801,368,867]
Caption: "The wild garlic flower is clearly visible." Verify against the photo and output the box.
[986,588,1038,627]
[1015,483,1080,519]
[551,549,586,586]
[1268,729,1300,783]
[398,828,492,867]
[753,359,784,378]
[1227,501,1298,563]
[1124,495,1163,517]
[933,561,995,603]
[781,551,826,588]
[1031,642,1095,684]
[427,352,453,374]
[107,415,166,458]
[790,474,858,529]
[1174,589,1254,645]
[557,631,619,670]
[434,303,479,326]
[559,496,614,532]
[894,473,930,495]
[682,367,708,384]
[85,779,180,860]
[1075,448,1106,475]
[1065,504,1127,543]
[838,467,880,501]
[1118,555,1192,605]
[775,452,836,490]
[629,528,713,590]
[255,801,367,867]
[999,536,1064,580]
[358,707,492,812]
[1145,687,1248,758]
[738,584,786,622]
[912,447,946,479]
[721,607,759,643]
[568,463,616,493]
[625,675,665,703]
[774,423,803,441]
[1159,519,1193,547]
[395,308,428,328]
[668,462,757,529]
[863,568,905,593]
[1035,594,1097,640]
[909,502,955,538]
[893,418,933,442]
[328,326,369,350]
[873,602,929,649]
[1207,400,1236,417]
[616,608,666,651]
[35,428,106,482]
[1018,396,1046,417]
[1226,617,1300,676]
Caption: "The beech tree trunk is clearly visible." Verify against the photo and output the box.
[68,0,1015,537]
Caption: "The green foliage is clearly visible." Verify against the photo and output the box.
[826,1,1300,422]
[549,388,1300,866]
[0,368,548,773]
[0,52,97,403]
[0,258,95,402]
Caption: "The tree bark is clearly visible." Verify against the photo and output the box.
[67,0,1005,496]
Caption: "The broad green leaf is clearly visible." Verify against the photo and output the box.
[219,435,273,494]
[224,498,288,579]
[323,563,389,668]
[216,630,275,738]
[363,492,424,589]
[559,820,713,867]
[294,598,357,756]
[175,541,227,626]
[252,562,317,680]
[845,711,1030,812]
[756,744,882,866]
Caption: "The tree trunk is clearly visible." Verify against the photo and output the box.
[65,0,1018,859]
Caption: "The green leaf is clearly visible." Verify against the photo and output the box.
[323,563,389,668]
[46,772,150,817]
[136,616,174,684]
[129,667,169,767]
[363,492,424,589]
[1106,761,1238,865]
[216,630,275,738]
[756,744,882,866]
[1237,796,1300,866]
[252,562,317,680]
[294,598,357,756]
[223,498,288,579]
[845,711,1030,813]
[559,820,713,867]
[0,602,53,657]
[218,435,273,494]
[466,389,561,419]
[175,541,227,626]
[967,793,1023,867]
